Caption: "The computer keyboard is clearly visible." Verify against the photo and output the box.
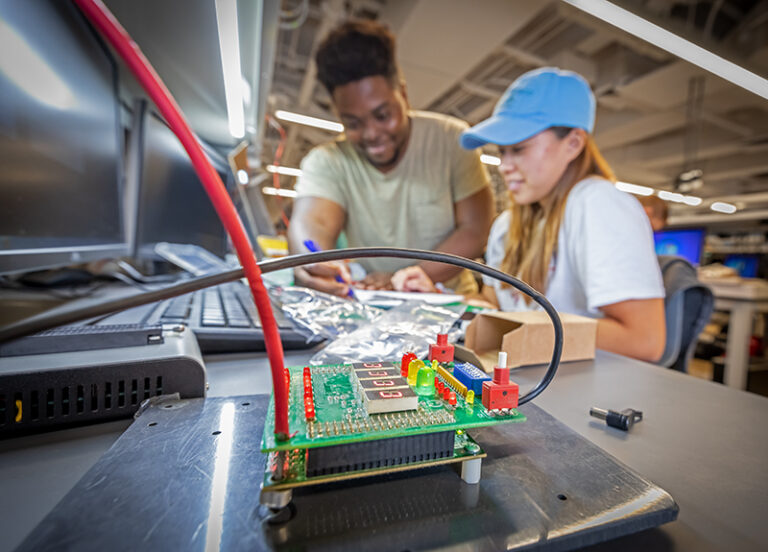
[89,281,316,353]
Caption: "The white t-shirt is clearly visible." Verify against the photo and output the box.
[483,177,664,317]
[295,110,491,275]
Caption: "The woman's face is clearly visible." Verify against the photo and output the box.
[497,129,583,205]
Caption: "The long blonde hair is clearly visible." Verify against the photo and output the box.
[500,127,615,300]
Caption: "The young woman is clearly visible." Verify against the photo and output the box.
[392,68,666,362]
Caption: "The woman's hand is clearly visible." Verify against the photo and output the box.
[391,266,438,292]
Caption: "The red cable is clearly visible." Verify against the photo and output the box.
[74,0,290,438]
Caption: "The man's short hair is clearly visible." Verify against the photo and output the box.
[638,194,668,223]
[315,20,400,94]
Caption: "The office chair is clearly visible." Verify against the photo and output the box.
[657,255,714,372]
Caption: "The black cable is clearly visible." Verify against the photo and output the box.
[0,247,563,405]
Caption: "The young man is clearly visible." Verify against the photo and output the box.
[287,20,493,297]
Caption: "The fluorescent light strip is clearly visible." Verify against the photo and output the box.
[266,165,302,177]
[682,195,702,206]
[562,0,768,101]
[263,186,298,198]
[275,110,344,132]
[480,154,501,166]
[214,0,245,138]
[616,181,654,196]
[658,190,685,203]
[710,201,737,214]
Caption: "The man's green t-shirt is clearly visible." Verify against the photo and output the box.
[295,110,491,278]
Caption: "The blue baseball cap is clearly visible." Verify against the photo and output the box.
[460,67,595,149]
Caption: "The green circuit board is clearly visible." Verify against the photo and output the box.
[261,361,525,452]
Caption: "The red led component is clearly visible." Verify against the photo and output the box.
[302,365,315,419]
[442,387,451,401]
[448,391,456,406]
[401,352,417,377]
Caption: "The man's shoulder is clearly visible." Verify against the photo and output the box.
[302,138,356,170]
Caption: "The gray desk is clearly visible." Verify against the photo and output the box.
[2,349,767,551]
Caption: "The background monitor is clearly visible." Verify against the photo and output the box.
[130,105,233,262]
[724,254,760,278]
[0,0,128,275]
[653,228,706,266]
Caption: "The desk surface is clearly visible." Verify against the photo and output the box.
[705,277,768,301]
[2,349,767,551]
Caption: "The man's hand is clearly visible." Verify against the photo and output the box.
[391,266,437,292]
[357,271,394,290]
[294,261,353,298]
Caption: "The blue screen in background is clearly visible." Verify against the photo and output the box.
[724,254,759,278]
[653,228,705,265]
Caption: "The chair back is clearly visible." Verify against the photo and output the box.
[657,255,714,372]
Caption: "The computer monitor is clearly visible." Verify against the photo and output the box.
[724,254,760,278]
[129,105,233,262]
[0,1,128,275]
[653,228,706,266]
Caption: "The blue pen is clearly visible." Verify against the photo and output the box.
[303,239,356,299]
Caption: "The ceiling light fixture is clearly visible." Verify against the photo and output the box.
[710,201,737,214]
[615,181,654,196]
[274,110,344,132]
[262,186,298,198]
[561,0,768,101]
[266,165,302,177]
[480,154,501,166]
[214,0,245,138]
[658,190,686,203]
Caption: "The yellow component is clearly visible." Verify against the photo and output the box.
[15,399,22,422]
[436,365,467,397]
[407,359,424,385]
[466,390,475,405]
[256,235,289,257]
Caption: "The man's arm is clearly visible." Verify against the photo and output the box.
[287,196,352,297]
[418,186,494,283]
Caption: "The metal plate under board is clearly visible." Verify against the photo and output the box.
[18,396,678,551]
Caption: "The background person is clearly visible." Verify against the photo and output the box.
[287,20,494,297]
[395,68,666,362]
[638,194,668,232]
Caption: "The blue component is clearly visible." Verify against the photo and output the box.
[453,362,491,395]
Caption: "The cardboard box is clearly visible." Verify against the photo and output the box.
[461,311,597,372]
